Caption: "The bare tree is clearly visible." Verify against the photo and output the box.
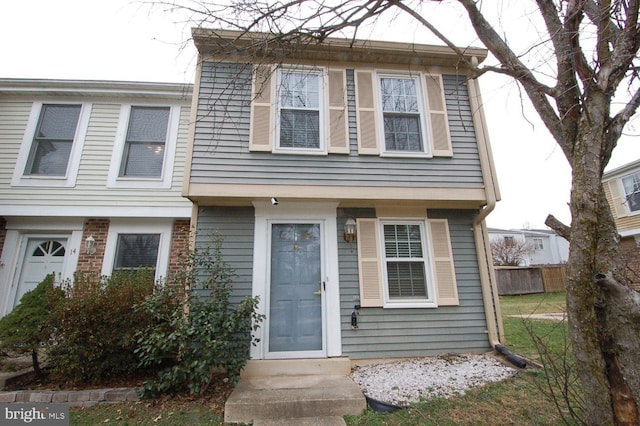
[154,1,640,423]
[491,238,534,266]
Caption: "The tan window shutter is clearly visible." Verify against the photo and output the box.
[357,218,384,307]
[250,65,274,151]
[607,180,628,218]
[328,68,349,154]
[355,70,380,155]
[428,218,459,306]
[424,74,452,157]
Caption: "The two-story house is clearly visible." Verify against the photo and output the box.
[603,158,640,288]
[184,29,503,364]
[488,228,569,266]
[0,79,193,315]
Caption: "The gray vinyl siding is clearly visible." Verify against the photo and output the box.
[194,206,255,305]
[190,62,483,188]
[339,208,491,358]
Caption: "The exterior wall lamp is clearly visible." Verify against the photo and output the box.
[85,235,96,254]
[343,217,357,251]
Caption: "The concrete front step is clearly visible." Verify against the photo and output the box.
[254,416,347,425]
[224,375,366,424]
[241,358,352,378]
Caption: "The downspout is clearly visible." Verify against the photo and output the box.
[467,72,504,348]
[469,75,529,369]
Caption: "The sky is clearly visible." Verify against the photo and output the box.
[2,0,638,230]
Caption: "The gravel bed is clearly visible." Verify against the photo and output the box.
[350,353,518,406]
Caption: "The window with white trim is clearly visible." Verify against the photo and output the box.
[377,74,430,156]
[101,220,173,281]
[380,220,436,307]
[107,105,179,188]
[533,238,544,250]
[113,234,161,272]
[12,102,91,187]
[120,106,169,177]
[275,69,325,153]
[622,172,640,213]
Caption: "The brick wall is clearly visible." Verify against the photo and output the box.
[621,236,640,290]
[76,218,110,277]
[0,217,6,259]
[168,219,191,280]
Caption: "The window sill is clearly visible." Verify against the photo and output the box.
[383,300,438,309]
[11,176,75,188]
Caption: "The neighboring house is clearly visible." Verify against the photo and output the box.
[0,79,193,316]
[488,228,569,266]
[184,29,503,363]
[603,158,640,288]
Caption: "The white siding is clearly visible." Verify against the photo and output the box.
[0,98,192,213]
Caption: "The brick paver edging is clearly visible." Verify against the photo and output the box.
[0,387,140,408]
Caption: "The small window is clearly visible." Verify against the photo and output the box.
[622,172,640,213]
[120,107,170,178]
[24,104,82,176]
[379,221,436,307]
[276,69,324,152]
[504,236,515,246]
[377,74,429,156]
[533,238,544,250]
[113,234,160,271]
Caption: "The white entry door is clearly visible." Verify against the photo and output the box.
[14,238,67,307]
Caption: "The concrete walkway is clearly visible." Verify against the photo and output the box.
[509,312,566,321]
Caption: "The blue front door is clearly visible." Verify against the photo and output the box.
[269,223,323,354]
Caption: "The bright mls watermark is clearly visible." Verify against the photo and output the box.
[1,404,68,425]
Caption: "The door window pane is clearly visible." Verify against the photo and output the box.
[25,104,82,175]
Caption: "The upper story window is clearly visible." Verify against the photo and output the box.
[622,172,640,213]
[120,107,170,178]
[275,68,325,154]
[25,105,81,176]
[12,102,91,187]
[533,238,544,250]
[377,73,430,157]
[379,76,426,153]
[108,104,180,189]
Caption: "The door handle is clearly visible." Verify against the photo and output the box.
[314,290,322,296]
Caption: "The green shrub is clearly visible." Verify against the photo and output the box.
[0,275,63,378]
[48,269,156,385]
[135,233,264,397]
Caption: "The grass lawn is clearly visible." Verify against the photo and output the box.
[72,292,576,425]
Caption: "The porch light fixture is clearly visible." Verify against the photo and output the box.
[85,235,96,254]
[343,217,357,251]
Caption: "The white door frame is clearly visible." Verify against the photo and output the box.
[0,218,83,316]
[251,201,342,359]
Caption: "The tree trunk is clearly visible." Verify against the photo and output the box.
[31,349,43,380]
[567,93,640,425]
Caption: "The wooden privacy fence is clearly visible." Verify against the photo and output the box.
[495,265,567,295]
